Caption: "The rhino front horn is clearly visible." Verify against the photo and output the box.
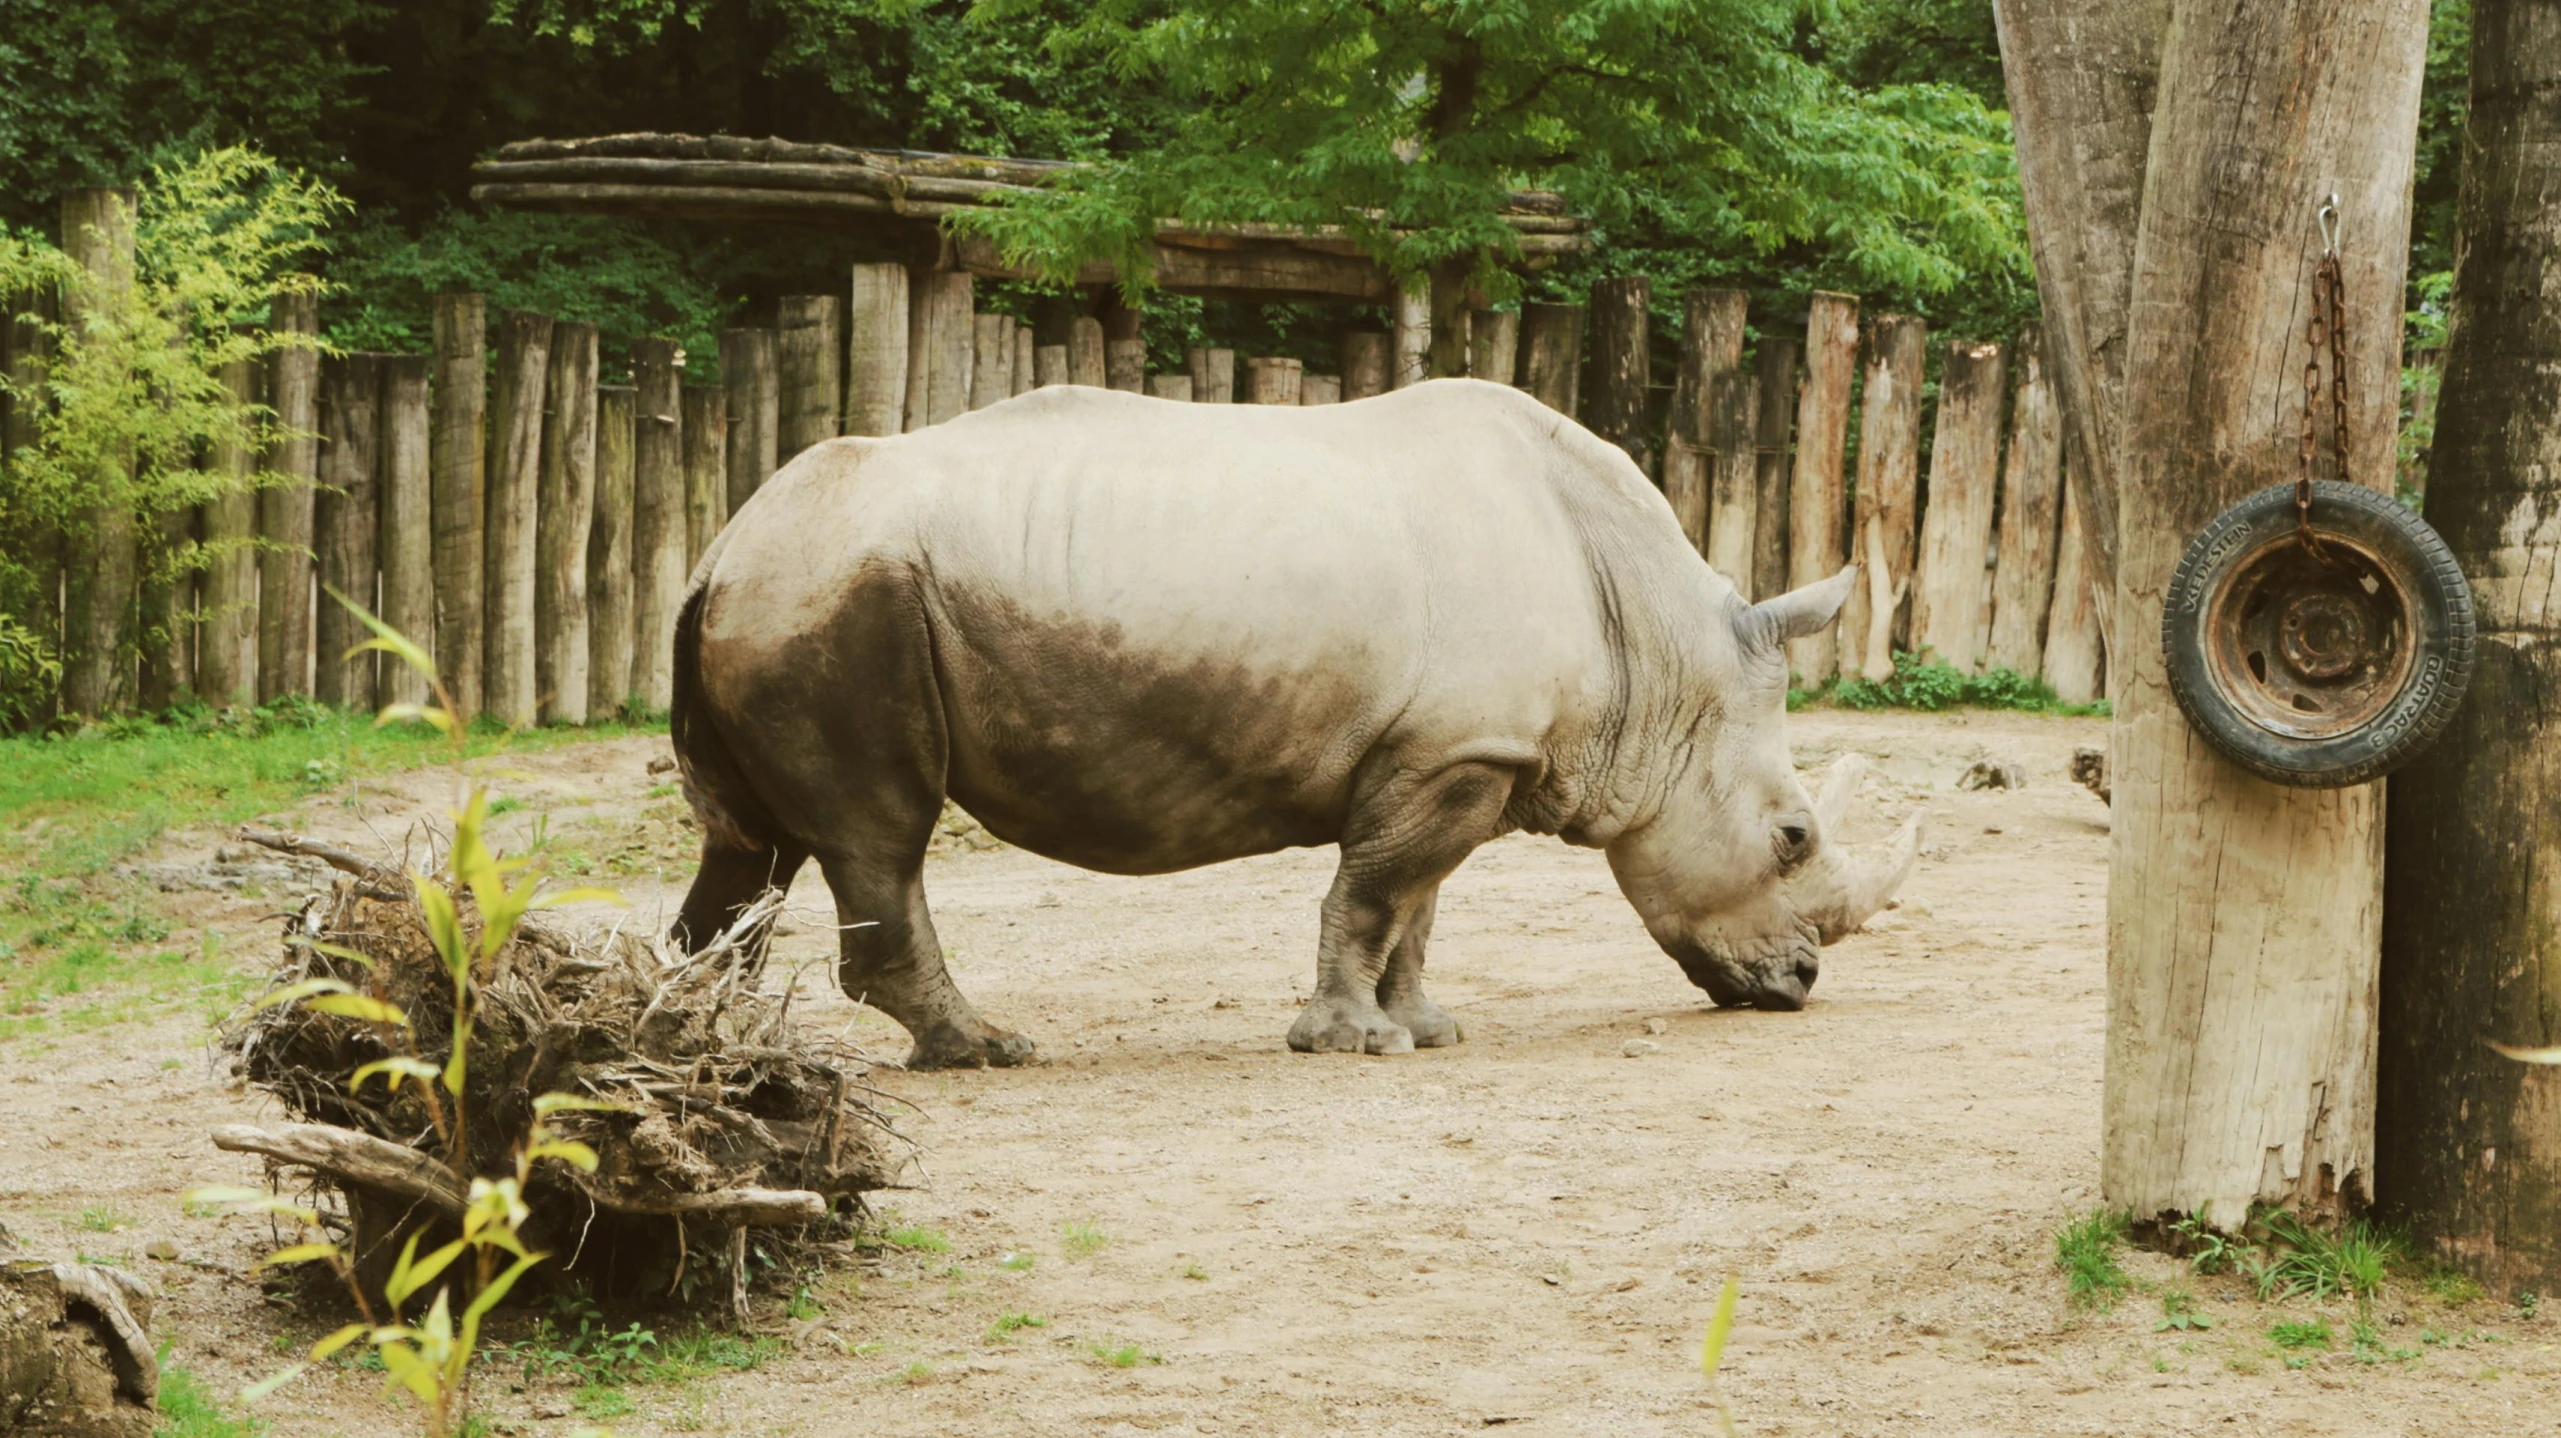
[1802,807,1924,944]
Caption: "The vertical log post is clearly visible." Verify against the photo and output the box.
[1705,374,1761,586]
[920,274,975,425]
[1104,301,1146,392]
[682,386,726,568]
[1841,315,1928,681]
[1750,338,1799,604]
[2379,0,2561,1295]
[1786,293,1859,682]
[1910,341,2007,672]
[258,291,321,702]
[777,295,841,459]
[1143,375,1187,400]
[2102,0,2425,1227]
[1067,316,1107,388]
[1034,344,1069,387]
[1391,285,1430,388]
[1587,277,1653,474]
[536,323,598,726]
[1663,288,1747,553]
[58,188,138,718]
[630,341,686,712]
[1186,347,1234,403]
[844,263,909,438]
[199,358,260,706]
[970,312,1013,410]
[586,386,637,717]
[1986,323,2066,677]
[1341,332,1391,401]
[315,353,383,708]
[1300,374,1341,405]
[1012,325,1036,397]
[482,309,552,728]
[377,356,433,708]
[431,293,487,717]
[1469,309,1520,385]
[719,328,779,511]
[1244,357,1303,404]
[1521,303,1584,416]
[2040,475,2106,704]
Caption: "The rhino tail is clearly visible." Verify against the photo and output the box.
[670,581,786,857]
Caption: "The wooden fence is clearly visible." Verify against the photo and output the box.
[8,247,2107,722]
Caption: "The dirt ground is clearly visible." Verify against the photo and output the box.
[5,707,2559,1437]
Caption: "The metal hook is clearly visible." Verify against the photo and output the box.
[2318,194,2342,256]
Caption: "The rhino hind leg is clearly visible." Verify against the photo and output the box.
[1289,760,1514,1056]
[824,854,1036,1069]
[1375,886,1461,1048]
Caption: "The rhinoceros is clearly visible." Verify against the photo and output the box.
[669,379,1919,1068]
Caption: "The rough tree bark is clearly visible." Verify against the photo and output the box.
[586,385,637,717]
[1988,323,2067,678]
[1911,340,2007,673]
[1067,316,1106,389]
[776,295,841,455]
[1663,289,1748,555]
[198,358,260,706]
[845,263,909,438]
[430,293,487,715]
[2042,474,2107,704]
[1469,308,1519,385]
[682,385,726,568]
[314,353,382,709]
[537,325,598,726]
[1341,332,1390,401]
[1392,285,1430,389]
[1522,303,1584,417]
[1587,277,1652,476]
[1185,347,1234,403]
[1751,338,1799,604]
[481,309,552,729]
[1841,316,1927,682]
[258,290,321,703]
[377,357,432,708]
[2378,0,2561,1296]
[718,328,778,510]
[970,312,1012,410]
[908,271,974,428]
[630,340,686,711]
[1786,293,1859,684]
[59,188,137,719]
[2100,0,2427,1226]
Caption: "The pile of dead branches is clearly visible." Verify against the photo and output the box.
[214,831,907,1311]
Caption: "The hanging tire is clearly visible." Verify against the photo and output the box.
[2162,479,2474,788]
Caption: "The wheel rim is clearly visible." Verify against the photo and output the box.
[2201,531,2416,741]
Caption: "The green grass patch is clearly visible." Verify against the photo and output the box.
[880,1222,951,1254]
[1087,1340,1162,1368]
[1796,651,2110,717]
[155,1356,264,1437]
[1061,1219,1109,1260]
[2269,1316,2334,1351]
[0,698,661,1040]
[985,1311,1047,1342]
[2055,1208,2132,1308]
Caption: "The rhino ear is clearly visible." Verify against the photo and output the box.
[1737,564,1858,652]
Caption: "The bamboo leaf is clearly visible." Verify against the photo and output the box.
[1701,1273,1740,1380]
[302,992,409,1025]
[532,1093,633,1115]
[309,1322,370,1362]
[252,977,352,1010]
[373,701,459,735]
[331,586,439,684]
[375,1340,440,1404]
[526,1139,600,1172]
[256,1241,340,1269]
[239,1361,311,1403]
[532,885,624,910]
[349,1057,443,1093]
[456,1251,548,1382]
[2489,1041,2561,1065]
[385,1236,468,1311]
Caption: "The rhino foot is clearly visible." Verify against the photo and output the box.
[1380,993,1462,1049]
[906,1023,1038,1070]
[1286,997,1415,1056]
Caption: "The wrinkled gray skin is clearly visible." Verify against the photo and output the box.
[671,380,1920,1068]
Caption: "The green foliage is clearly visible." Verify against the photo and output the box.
[0,615,61,731]
[959,0,2026,310]
[2155,1288,2212,1332]
[1086,1339,1162,1368]
[985,1311,1047,1341]
[155,1355,267,1438]
[1060,1218,1109,1259]
[1828,651,2107,717]
[880,1221,952,1254]
[2268,1316,2333,1351]
[2054,1208,2131,1309]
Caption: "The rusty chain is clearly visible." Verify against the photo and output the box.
[2299,197,2347,554]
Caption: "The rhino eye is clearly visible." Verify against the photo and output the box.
[1772,820,1812,867]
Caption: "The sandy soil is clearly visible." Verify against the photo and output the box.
[5,708,2558,1437]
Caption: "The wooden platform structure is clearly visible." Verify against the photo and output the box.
[468,133,1588,304]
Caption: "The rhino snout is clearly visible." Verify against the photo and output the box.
[1665,926,1820,1011]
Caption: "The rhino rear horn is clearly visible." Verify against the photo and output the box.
[1810,752,1871,837]
[1740,564,1858,653]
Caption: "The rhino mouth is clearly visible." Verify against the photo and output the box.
[1666,929,1819,1011]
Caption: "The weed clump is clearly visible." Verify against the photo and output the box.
[2054,1208,2132,1308]
[1814,651,2110,717]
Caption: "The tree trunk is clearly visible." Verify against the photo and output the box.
[970,312,1012,410]
[482,309,552,729]
[1911,341,2007,673]
[138,499,194,712]
[908,271,974,428]
[1147,375,1194,401]
[1299,374,1341,405]
[537,324,598,726]
[777,295,841,458]
[258,290,321,704]
[718,328,778,511]
[1841,316,1928,681]
[2100,0,2427,1227]
[59,188,137,719]
[630,340,686,712]
[1341,332,1391,401]
[1185,347,1234,403]
[1106,339,1147,393]
[1786,293,1859,683]
[1035,344,1070,388]
[1705,373,1760,588]
[1991,0,2173,612]
[1012,325,1036,397]
[586,385,636,717]
[315,353,383,709]
[199,357,261,706]
[1426,258,1472,379]
[1751,338,1799,604]
[1663,289,1748,557]
[682,385,726,568]
[1587,277,1652,476]
[1244,357,1303,405]
[377,356,432,708]
[2041,473,2106,704]
[2378,0,2561,1296]
[431,293,487,716]
[1987,323,2066,678]
[1391,284,1430,389]
[1469,309,1519,385]
[1067,316,1106,388]
[844,263,909,438]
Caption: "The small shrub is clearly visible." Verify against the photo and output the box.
[2155,1288,2212,1332]
[2054,1208,2132,1308]
[1827,651,2109,716]
[2269,1316,2333,1351]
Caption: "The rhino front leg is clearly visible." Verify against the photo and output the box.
[1290,760,1514,1056]
[1375,886,1461,1048]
